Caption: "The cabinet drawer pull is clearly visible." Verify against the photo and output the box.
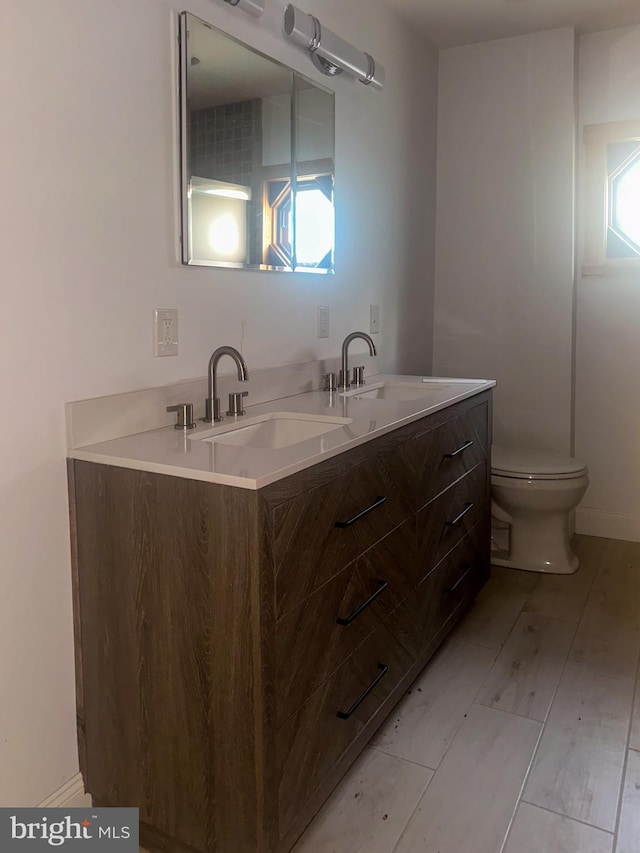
[335,496,387,528]
[445,501,474,528]
[445,564,474,594]
[444,439,474,459]
[336,663,388,719]
[336,580,389,626]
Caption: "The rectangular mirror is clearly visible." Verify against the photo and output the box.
[178,12,335,274]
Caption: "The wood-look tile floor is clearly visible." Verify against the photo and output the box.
[139,535,640,853]
[291,534,640,853]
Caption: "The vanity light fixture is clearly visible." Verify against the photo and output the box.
[190,177,252,201]
[283,4,384,91]
[206,188,251,200]
[220,0,264,18]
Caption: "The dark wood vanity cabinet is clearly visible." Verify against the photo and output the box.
[68,390,491,853]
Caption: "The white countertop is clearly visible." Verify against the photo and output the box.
[67,374,495,490]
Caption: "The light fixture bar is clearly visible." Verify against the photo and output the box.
[283,4,384,90]
[222,0,264,18]
[191,177,252,201]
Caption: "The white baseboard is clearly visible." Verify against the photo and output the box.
[576,508,640,543]
[38,773,91,808]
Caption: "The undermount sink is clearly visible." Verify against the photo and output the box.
[342,380,454,402]
[194,412,352,450]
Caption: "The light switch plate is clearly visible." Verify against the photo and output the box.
[317,306,330,339]
[154,308,179,357]
[370,304,380,334]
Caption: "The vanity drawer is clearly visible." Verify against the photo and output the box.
[416,462,488,583]
[417,522,490,652]
[277,618,414,834]
[275,521,415,725]
[273,445,414,617]
[413,400,489,509]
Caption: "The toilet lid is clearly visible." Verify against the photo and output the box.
[492,445,587,480]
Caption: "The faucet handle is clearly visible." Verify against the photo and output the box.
[167,403,197,430]
[323,372,337,391]
[226,391,248,417]
[352,366,365,386]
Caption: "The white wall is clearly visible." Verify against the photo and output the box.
[433,28,576,453]
[261,92,292,166]
[575,25,640,541]
[0,0,437,805]
[262,87,334,165]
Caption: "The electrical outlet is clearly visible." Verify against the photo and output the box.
[317,305,330,339]
[370,304,380,334]
[154,309,179,357]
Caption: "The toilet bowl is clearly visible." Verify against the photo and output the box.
[491,446,589,574]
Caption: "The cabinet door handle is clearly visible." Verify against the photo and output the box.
[443,439,474,459]
[335,496,387,528]
[445,564,474,594]
[336,663,388,720]
[445,501,474,527]
[336,580,389,626]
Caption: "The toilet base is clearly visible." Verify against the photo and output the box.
[490,552,579,575]
[490,513,581,574]
[491,471,588,576]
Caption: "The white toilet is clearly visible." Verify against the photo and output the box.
[491,446,589,574]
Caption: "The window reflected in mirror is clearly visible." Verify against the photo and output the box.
[179,13,335,273]
[265,176,334,270]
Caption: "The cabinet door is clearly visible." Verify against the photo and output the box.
[416,462,487,583]
[273,445,414,617]
[412,400,489,509]
[275,521,415,724]
[417,522,490,653]
[277,619,415,835]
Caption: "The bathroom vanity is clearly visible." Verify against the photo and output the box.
[67,376,493,853]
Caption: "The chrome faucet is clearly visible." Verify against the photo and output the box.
[205,346,249,423]
[339,331,377,389]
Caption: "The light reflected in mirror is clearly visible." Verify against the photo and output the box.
[179,13,335,273]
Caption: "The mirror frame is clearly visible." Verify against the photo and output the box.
[178,12,335,274]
